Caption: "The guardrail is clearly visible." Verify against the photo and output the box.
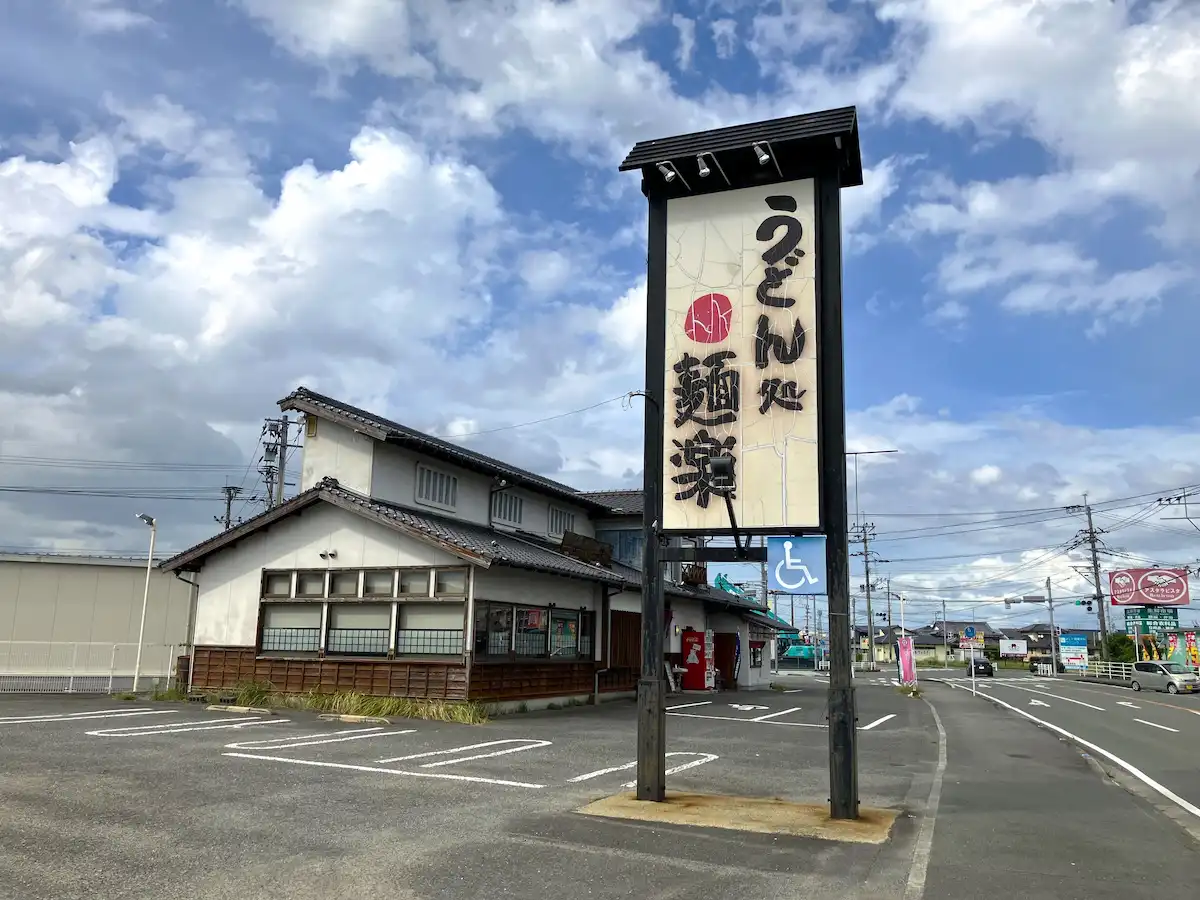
[0,642,179,693]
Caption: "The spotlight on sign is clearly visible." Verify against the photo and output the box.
[657,163,676,182]
[708,455,736,493]
[697,155,710,177]
[753,142,770,165]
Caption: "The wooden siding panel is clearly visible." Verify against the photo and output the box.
[191,646,467,700]
[467,661,597,701]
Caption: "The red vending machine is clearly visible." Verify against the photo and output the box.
[680,630,708,691]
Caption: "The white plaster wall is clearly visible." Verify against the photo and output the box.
[472,566,598,610]
[610,591,642,614]
[400,602,465,630]
[193,503,462,646]
[668,598,707,655]
[371,444,492,525]
[301,419,374,494]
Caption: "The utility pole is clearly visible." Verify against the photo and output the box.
[886,576,892,628]
[215,485,242,531]
[851,522,882,667]
[1082,495,1111,659]
[1046,577,1058,676]
[260,416,301,509]
[941,597,948,664]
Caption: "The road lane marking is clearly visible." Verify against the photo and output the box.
[943,681,1200,821]
[225,728,416,751]
[782,689,804,693]
[905,698,947,900]
[0,710,173,725]
[667,712,824,727]
[568,761,638,782]
[1134,718,1180,733]
[223,752,545,788]
[860,714,897,731]
[990,682,1104,710]
[752,707,802,722]
[1117,701,1141,709]
[1029,699,1050,707]
[666,701,713,711]
[377,739,550,767]
[621,753,719,788]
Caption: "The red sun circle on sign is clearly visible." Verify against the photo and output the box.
[684,293,733,343]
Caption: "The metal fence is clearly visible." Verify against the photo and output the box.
[0,642,179,693]
[1084,660,1200,680]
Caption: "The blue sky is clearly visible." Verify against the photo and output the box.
[1,0,1198,630]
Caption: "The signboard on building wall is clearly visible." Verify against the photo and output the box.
[661,180,819,533]
[1108,568,1191,606]
[1000,639,1027,657]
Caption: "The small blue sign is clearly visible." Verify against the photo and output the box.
[964,626,976,639]
[766,536,827,595]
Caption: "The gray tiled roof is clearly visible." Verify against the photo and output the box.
[580,490,644,516]
[161,478,627,585]
[280,387,614,514]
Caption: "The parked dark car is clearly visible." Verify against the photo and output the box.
[969,657,994,677]
[1028,659,1066,674]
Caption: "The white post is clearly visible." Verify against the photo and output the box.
[108,644,117,693]
[133,518,157,693]
[68,643,78,693]
[167,644,176,690]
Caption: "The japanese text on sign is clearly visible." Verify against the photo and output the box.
[661,181,820,531]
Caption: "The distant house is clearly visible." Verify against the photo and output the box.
[161,387,791,706]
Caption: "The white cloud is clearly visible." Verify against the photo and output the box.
[70,0,156,34]
[672,14,696,70]
[970,465,1002,486]
[710,18,739,59]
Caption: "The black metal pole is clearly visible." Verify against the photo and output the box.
[817,174,858,820]
[636,185,668,802]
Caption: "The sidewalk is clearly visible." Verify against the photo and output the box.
[921,683,1199,897]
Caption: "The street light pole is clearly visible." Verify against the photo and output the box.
[134,513,157,693]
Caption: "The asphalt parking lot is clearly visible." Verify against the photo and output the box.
[0,685,933,900]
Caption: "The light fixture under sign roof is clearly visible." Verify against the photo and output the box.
[657,163,676,182]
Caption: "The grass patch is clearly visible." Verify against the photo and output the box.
[112,691,139,701]
[151,685,187,702]
[769,682,788,692]
[895,685,923,698]
[227,682,489,724]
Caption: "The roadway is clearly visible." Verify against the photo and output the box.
[930,671,1200,829]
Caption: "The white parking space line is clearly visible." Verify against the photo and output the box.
[223,752,545,789]
[667,711,824,727]
[87,717,285,737]
[782,689,804,693]
[945,682,1200,821]
[569,751,721,785]
[568,761,639,783]
[752,707,802,722]
[1134,718,1180,733]
[666,701,713,711]
[377,738,551,767]
[0,709,174,725]
[622,753,719,788]
[989,682,1105,710]
[860,714,897,731]
[225,728,416,751]
[0,708,151,721]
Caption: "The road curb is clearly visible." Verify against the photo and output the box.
[318,714,391,725]
[206,705,274,715]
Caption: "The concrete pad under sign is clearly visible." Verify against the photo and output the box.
[578,791,897,844]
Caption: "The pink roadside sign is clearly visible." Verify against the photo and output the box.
[897,636,917,684]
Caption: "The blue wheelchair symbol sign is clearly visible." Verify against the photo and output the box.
[766,536,827,594]
[964,626,976,639]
